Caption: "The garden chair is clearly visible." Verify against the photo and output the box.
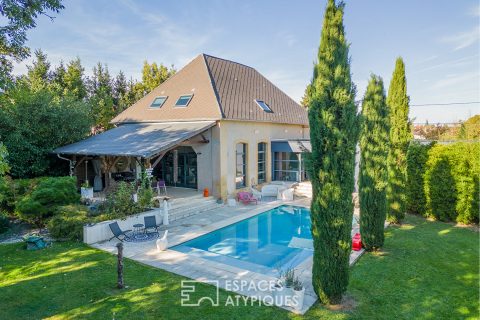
[156,180,167,196]
[236,191,258,205]
[144,215,159,234]
[108,222,132,242]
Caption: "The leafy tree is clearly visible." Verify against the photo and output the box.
[0,142,9,176]
[0,0,64,88]
[386,57,412,223]
[0,83,91,178]
[140,61,175,94]
[307,0,358,304]
[359,75,389,251]
[458,115,480,140]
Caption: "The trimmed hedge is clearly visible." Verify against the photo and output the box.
[406,142,433,215]
[406,142,479,224]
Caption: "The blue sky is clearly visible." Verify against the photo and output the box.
[14,0,480,123]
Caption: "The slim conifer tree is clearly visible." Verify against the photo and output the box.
[307,0,358,304]
[359,75,389,250]
[386,58,412,223]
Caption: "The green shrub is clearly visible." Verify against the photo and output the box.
[100,182,140,219]
[421,142,480,224]
[0,176,47,214]
[406,142,433,215]
[15,176,79,226]
[47,205,89,241]
[138,186,153,209]
[0,211,9,234]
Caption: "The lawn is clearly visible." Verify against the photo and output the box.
[0,214,478,320]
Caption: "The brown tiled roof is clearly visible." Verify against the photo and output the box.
[204,54,308,125]
[112,54,308,126]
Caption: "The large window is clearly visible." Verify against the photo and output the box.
[257,142,266,184]
[236,143,247,188]
[273,152,300,181]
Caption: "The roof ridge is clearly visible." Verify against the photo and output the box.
[201,54,226,118]
[202,53,256,70]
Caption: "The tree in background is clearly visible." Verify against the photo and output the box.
[307,0,358,304]
[386,57,412,224]
[0,0,64,89]
[0,52,91,178]
[137,61,175,96]
[0,143,9,176]
[359,75,389,250]
[0,84,91,178]
[88,63,115,133]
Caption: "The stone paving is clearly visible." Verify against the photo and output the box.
[91,198,364,314]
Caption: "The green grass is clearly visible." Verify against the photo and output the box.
[0,215,478,320]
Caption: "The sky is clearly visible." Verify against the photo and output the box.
[13,0,480,123]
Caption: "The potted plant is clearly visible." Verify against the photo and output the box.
[80,181,94,199]
[283,268,295,306]
[273,268,295,306]
[292,276,305,310]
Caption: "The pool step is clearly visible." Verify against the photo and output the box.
[295,182,312,198]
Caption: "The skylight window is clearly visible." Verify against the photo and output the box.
[150,96,167,108]
[175,94,193,107]
[255,100,273,113]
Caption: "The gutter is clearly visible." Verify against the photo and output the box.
[57,154,75,176]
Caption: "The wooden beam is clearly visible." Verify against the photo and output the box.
[150,152,166,168]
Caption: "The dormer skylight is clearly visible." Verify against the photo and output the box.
[150,96,167,108]
[175,94,193,107]
[254,99,273,113]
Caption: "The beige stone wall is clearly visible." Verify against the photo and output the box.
[217,120,309,199]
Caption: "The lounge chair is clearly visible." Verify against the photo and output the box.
[250,187,262,201]
[144,215,159,234]
[237,191,258,205]
[108,222,131,242]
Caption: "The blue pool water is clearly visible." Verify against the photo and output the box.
[172,205,315,276]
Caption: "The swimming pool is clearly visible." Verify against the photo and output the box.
[173,205,340,276]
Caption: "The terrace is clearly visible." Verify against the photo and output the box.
[91,197,363,314]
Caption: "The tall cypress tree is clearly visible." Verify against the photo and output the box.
[307,0,358,304]
[359,75,389,250]
[386,58,412,223]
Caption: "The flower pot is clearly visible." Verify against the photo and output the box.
[292,287,305,310]
[81,187,94,199]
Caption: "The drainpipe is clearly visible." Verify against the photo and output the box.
[57,154,75,177]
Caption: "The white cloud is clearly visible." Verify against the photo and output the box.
[469,4,480,17]
[442,27,480,51]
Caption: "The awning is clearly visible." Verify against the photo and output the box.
[54,121,216,158]
[271,140,311,153]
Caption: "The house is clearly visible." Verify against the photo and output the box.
[54,54,310,199]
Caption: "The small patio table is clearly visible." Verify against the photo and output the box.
[132,223,144,236]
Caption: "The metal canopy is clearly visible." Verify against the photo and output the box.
[54,121,216,158]
[271,140,311,153]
